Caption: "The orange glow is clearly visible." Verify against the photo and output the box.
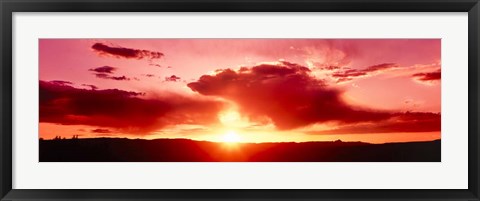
[219,110,241,125]
[221,130,242,143]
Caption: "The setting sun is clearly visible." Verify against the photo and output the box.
[222,130,241,143]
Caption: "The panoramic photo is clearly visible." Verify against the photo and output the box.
[39,39,441,162]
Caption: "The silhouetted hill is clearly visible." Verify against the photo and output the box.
[39,138,440,162]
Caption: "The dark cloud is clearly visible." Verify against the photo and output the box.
[94,73,130,81]
[89,66,116,74]
[40,80,225,134]
[142,74,155,78]
[319,65,341,71]
[91,43,164,60]
[188,62,386,130]
[412,70,441,82]
[364,63,399,72]
[308,112,441,134]
[165,75,181,82]
[50,80,73,85]
[109,76,129,81]
[82,84,98,90]
[88,66,130,81]
[331,63,398,82]
[187,62,440,133]
[91,128,112,133]
[149,64,162,68]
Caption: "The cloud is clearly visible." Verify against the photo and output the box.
[142,74,155,78]
[94,73,130,81]
[188,62,390,130]
[149,63,162,68]
[89,66,117,74]
[165,75,181,82]
[187,61,440,133]
[319,65,341,71]
[40,80,225,134]
[82,84,98,90]
[49,80,73,85]
[412,70,441,82]
[308,112,440,134]
[331,63,399,82]
[91,43,164,60]
[88,66,130,81]
[91,128,112,133]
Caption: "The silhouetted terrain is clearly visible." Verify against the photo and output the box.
[39,138,440,162]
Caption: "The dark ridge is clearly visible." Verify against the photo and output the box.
[39,138,440,162]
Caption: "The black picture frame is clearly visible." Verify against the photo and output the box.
[1,0,479,200]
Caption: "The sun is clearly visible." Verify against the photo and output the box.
[222,130,241,143]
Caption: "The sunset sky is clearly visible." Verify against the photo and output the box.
[39,39,441,143]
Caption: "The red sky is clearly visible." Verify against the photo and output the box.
[39,39,441,143]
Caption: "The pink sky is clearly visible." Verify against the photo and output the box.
[39,39,440,143]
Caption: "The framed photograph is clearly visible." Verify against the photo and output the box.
[1,0,479,200]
